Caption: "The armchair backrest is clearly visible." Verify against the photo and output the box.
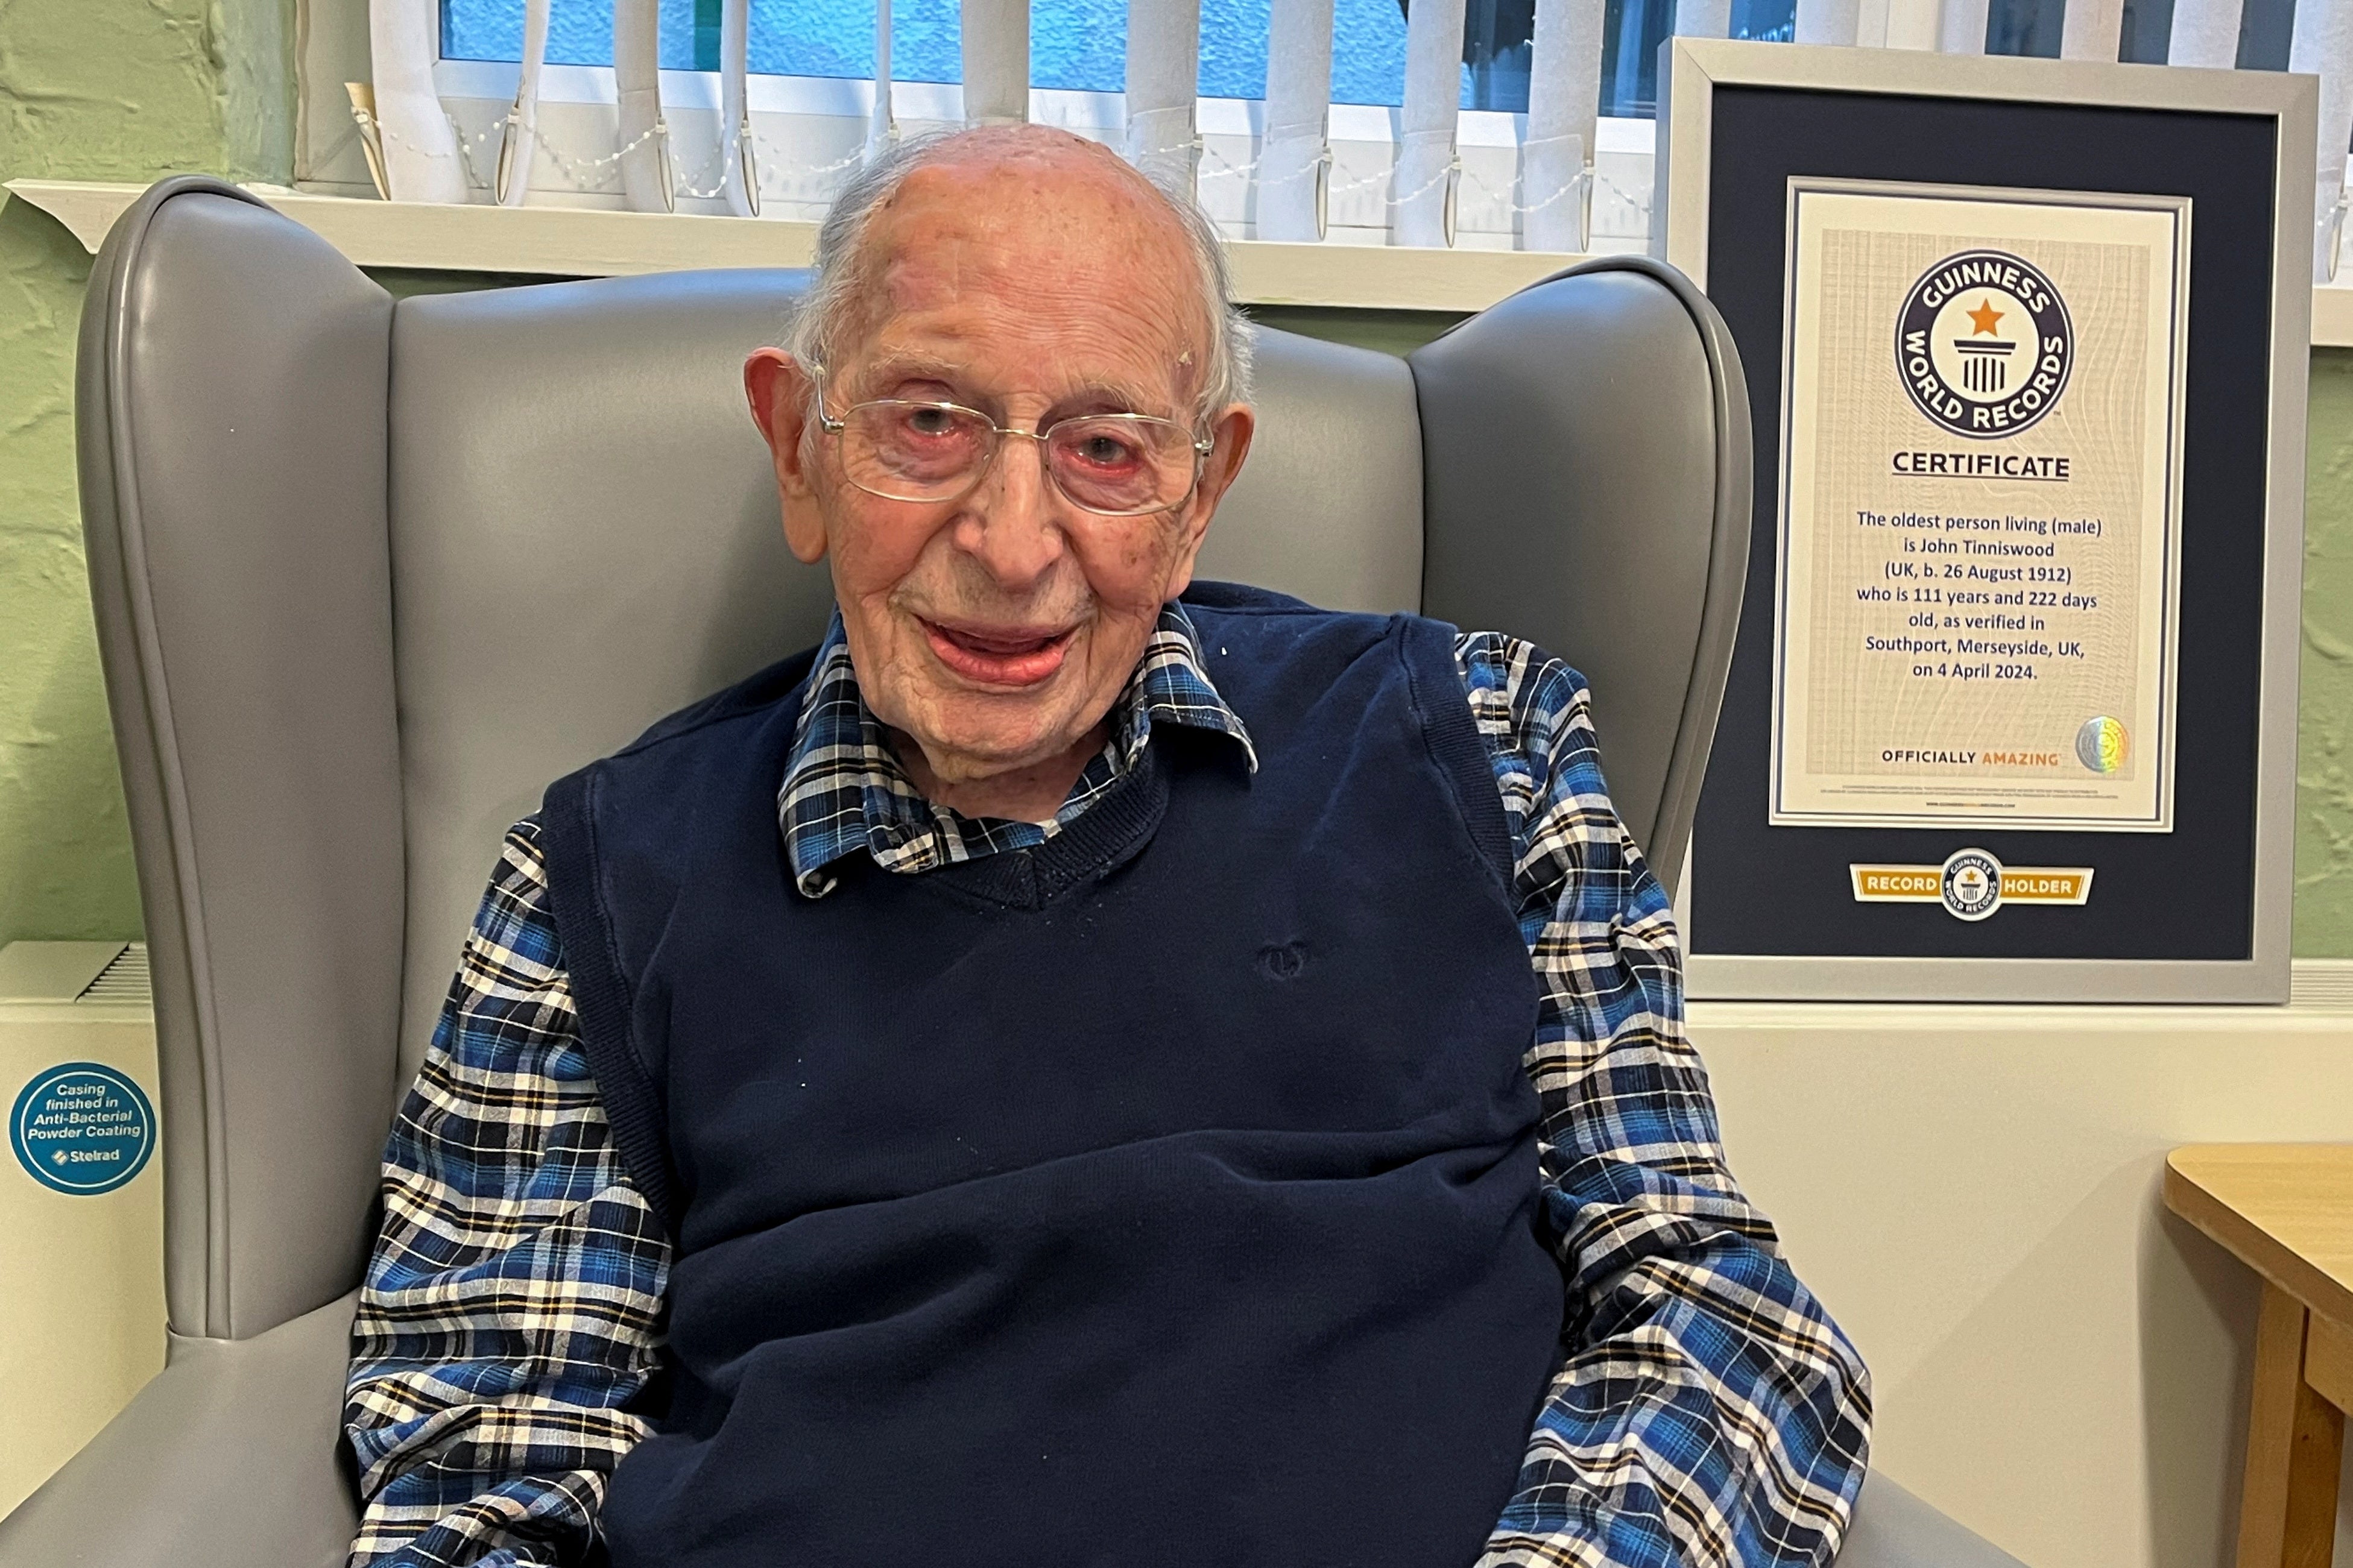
[78,177,1749,1347]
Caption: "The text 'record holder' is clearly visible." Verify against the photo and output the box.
[1658,40,2312,1003]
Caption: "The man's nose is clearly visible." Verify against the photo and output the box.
[953,432,1068,588]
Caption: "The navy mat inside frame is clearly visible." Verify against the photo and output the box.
[1687,86,2278,963]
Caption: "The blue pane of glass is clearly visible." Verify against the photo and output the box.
[2237,0,2293,69]
[443,0,521,60]
[1986,0,2062,55]
[659,0,701,67]
[1199,0,1271,97]
[546,0,612,63]
[1032,0,1127,88]
[1332,0,1408,105]
[1461,0,1530,110]
[1730,0,1795,42]
[889,0,963,80]
[443,0,1430,101]
[750,0,875,76]
[2117,0,2171,60]
[441,1,704,66]
[1597,0,1670,116]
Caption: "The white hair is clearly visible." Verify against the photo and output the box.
[785,129,1254,421]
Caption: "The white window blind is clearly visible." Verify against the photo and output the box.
[870,0,899,157]
[1394,0,1470,245]
[2168,0,2246,66]
[2295,0,2353,277]
[1675,0,1732,40]
[1794,0,1860,46]
[1523,0,1605,250]
[962,0,1031,124]
[369,0,468,201]
[1940,0,1992,53]
[379,0,2353,272]
[1126,0,1204,192]
[721,0,760,214]
[492,0,548,204]
[2059,0,2125,59]
[1255,0,1337,240]
[614,0,674,212]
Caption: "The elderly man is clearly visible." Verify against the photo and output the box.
[346,126,1868,1568]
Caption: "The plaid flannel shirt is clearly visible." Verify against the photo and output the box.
[346,603,1871,1568]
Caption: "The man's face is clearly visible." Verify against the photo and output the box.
[747,137,1254,791]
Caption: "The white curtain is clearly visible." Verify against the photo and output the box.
[1126,0,1202,194]
[2293,0,2353,279]
[1522,0,1603,251]
[494,0,549,204]
[720,0,760,214]
[963,0,1031,124]
[614,0,674,211]
[1394,0,1468,245]
[368,0,468,201]
[1258,0,1336,240]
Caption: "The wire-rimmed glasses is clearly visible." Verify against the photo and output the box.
[812,373,1216,517]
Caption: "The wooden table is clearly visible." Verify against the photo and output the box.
[2165,1145,2353,1568]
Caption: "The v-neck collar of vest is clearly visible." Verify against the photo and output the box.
[912,741,1175,912]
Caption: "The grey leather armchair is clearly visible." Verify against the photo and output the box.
[0,175,2023,1568]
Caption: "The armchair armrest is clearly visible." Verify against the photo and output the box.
[1840,1470,2027,1568]
[0,1291,358,1567]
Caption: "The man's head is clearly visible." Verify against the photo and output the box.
[745,127,1256,802]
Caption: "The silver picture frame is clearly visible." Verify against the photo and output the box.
[1658,39,2314,1003]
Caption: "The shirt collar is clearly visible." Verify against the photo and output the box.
[777,601,1255,897]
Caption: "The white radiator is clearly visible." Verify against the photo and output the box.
[0,941,163,1519]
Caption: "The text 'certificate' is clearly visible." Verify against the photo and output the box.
[1772,180,2188,832]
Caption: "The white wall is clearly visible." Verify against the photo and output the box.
[1692,969,2353,1568]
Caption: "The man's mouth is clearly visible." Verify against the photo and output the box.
[920,617,1078,687]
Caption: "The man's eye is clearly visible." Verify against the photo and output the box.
[904,406,961,439]
[1067,431,1144,470]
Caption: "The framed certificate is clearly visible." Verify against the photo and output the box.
[1658,42,2311,1001]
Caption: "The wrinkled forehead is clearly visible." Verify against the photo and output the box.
[834,153,1212,401]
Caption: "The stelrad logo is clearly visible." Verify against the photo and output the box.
[1896,250,2075,439]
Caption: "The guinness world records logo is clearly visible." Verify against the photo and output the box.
[1940,849,2004,922]
[1895,250,2074,439]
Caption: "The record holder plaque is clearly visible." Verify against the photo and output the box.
[1657,42,2310,1002]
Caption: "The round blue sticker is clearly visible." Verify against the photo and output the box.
[11,1062,155,1196]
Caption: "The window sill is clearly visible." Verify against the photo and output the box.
[6,178,1596,313]
[23,176,2353,341]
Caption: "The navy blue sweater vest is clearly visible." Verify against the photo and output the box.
[539,585,1564,1568]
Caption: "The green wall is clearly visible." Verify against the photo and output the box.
[2,16,2351,954]
[2298,352,2353,948]
[0,0,290,949]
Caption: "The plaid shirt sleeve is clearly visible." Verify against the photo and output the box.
[1456,631,1872,1568]
[345,817,669,1568]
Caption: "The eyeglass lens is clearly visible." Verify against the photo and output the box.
[839,402,1198,515]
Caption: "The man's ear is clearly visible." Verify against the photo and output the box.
[744,347,830,564]
[1160,403,1255,601]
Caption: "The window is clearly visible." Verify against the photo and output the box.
[438,0,1705,118]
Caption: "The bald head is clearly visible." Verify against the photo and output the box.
[787,125,1251,419]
